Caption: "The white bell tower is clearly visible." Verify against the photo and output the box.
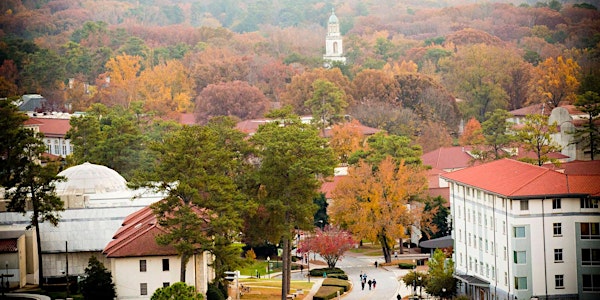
[323,8,346,67]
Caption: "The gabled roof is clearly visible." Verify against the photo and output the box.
[441,159,600,198]
[320,176,345,199]
[422,146,475,171]
[103,206,176,258]
[509,103,546,117]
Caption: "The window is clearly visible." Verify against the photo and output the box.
[478,213,482,225]
[503,246,507,261]
[162,258,170,271]
[467,209,470,222]
[583,274,600,292]
[491,242,494,255]
[553,223,562,236]
[502,221,506,235]
[492,266,495,280]
[582,249,600,265]
[581,198,599,209]
[555,275,564,289]
[520,200,529,211]
[479,237,482,250]
[468,233,472,246]
[515,277,528,290]
[475,259,478,273]
[485,240,489,253]
[504,272,508,285]
[139,260,147,272]
[514,226,526,238]
[581,223,600,239]
[552,198,561,209]
[163,282,170,287]
[140,283,148,295]
[554,249,563,262]
[458,229,462,242]
[514,251,526,264]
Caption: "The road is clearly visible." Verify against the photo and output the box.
[291,252,422,300]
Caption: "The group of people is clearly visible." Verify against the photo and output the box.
[359,272,376,290]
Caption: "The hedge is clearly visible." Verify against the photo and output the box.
[321,278,351,292]
[309,267,344,277]
[313,285,345,300]
[398,263,416,269]
[327,273,348,280]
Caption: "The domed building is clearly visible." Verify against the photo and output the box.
[0,162,164,286]
[55,162,127,195]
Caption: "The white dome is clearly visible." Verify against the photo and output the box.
[54,162,128,195]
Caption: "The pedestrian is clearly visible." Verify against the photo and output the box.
[374,261,378,268]
[367,279,372,290]
[300,264,304,274]
[361,278,366,290]
[397,293,402,300]
[372,278,377,289]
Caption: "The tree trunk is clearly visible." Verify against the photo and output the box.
[32,194,44,289]
[281,238,291,300]
[180,253,189,282]
[378,233,392,263]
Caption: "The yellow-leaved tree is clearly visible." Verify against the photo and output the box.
[532,56,580,108]
[330,156,428,263]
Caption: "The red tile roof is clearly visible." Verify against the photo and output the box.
[28,118,71,138]
[542,160,600,175]
[442,159,600,198]
[509,104,546,117]
[422,146,475,171]
[103,206,177,258]
[320,176,345,199]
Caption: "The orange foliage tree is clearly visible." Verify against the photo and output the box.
[459,117,485,146]
[137,60,195,117]
[97,54,142,108]
[330,157,427,263]
[329,120,365,164]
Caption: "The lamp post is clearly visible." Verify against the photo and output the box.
[442,288,446,300]
[418,276,422,298]
[266,256,270,279]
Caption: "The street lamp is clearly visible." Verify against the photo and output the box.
[442,288,446,300]
[418,276,422,298]
[266,256,270,279]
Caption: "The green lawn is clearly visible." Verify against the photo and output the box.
[238,260,283,277]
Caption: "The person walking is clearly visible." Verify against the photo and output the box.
[397,293,402,300]
[374,261,378,268]
[372,278,377,289]
[361,277,366,290]
[367,279,372,290]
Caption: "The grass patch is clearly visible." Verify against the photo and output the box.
[238,260,282,277]
[237,278,314,299]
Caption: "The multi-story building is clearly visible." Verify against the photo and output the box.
[442,159,600,300]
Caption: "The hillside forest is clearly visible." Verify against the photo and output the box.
[1,0,599,154]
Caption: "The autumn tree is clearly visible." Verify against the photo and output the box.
[0,99,64,288]
[280,68,353,115]
[459,117,485,146]
[330,157,428,263]
[440,44,528,121]
[305,79,348,135]
[351,69,399,105]
[297,226,355,268]
[137,60,195,117]
[573,91,600,160]
[249,111,336,299]
[184,47,251,93]
[131,118,250,284]
[329,120,365,164]
[195,80,270,124]
[97,54,142,108]
[532,56,580,108]
[515,114,562,166]
[425,249,457,299]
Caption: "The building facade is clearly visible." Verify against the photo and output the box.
[443,159,600,300]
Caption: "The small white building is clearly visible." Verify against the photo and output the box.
[104,205,214,299]
[442,159,600,300]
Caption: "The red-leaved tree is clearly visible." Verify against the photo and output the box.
[297,226,356,268]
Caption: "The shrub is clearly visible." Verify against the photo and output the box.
[321,278,351,292]
[398,263,416,269]
[245,248,256,261]
[327,273,348,280]
[206,283,225,300]
[309,267,344,277]
[313,285,345,300]
[80,256,116,300]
